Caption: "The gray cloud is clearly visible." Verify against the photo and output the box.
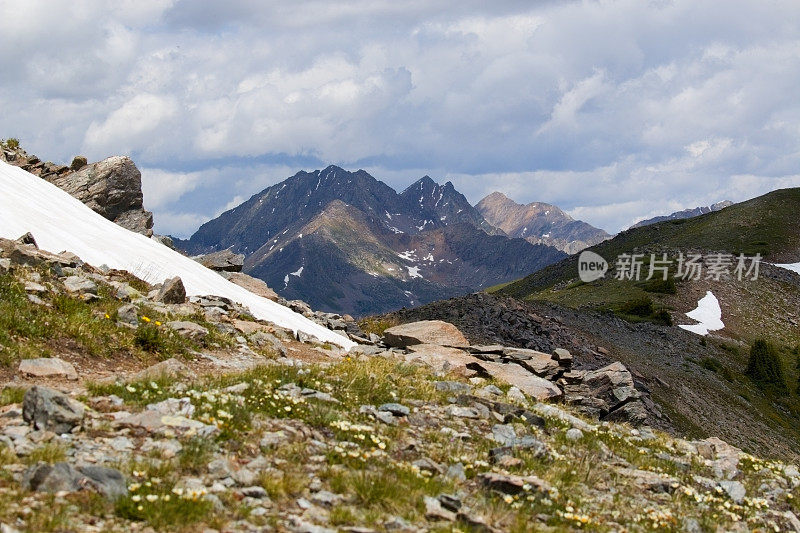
[2,0,799,236]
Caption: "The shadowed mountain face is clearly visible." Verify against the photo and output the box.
[179,166,566,315]
[475,192,610,254]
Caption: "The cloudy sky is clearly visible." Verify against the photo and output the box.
[2,0,800,237]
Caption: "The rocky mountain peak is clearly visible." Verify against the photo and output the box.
[476,191,609,254]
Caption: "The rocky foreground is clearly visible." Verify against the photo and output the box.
[1,237,800,532]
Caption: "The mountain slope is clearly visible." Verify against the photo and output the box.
[499,187,800,300]
[476,191,610,254]
[0,159,354,348]
[180,167,566,315]
[631,200,733,228]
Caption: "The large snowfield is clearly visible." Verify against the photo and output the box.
[679,290,725,336]
[0,160,355,349]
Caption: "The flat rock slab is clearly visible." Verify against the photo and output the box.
[117,410,218,438]
[403,344,476,375]
[467,361,562,401]
[383,320,469,348]
[19,358,78,380]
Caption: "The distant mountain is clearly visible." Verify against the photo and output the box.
[178,166,566,315]
[631,201,733,228]
[475,191,610,254]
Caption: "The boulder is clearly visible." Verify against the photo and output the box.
[22,386,85,434]
[466,361,562,401]
[478,472,552,496]
[222,272,279,301]
[501,348,561,378]
[383,320,469,348]
[131,358,196,381]
[70,156,87,171]
[562,362,647,425]
[18,358,78,380]
[195,250,245,272]
[63,276,97,295]
[155,276,186,304]
[403,344,475,375]
[23,462,127,500]
[45,156,154,236]
[166,321,209,341]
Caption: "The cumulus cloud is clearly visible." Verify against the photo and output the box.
[2,0,800,235]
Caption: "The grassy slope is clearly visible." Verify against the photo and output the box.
[489,189,800,460]
[498,187,800,300]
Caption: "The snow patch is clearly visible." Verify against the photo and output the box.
[678,291,724,336]
[0,160,354,349]
[407,266,422,279]
[776,262,800,275]
[398,250,417,262]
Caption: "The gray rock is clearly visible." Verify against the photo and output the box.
[553,348,573,366]
[565,428,584,441]
[23,462,127,500]
[116,303,139,326]
[0,257,11,275]
[478,472,552,495]
[434,381,472,393]
[131,358,195,381]
[424,495,456,522]
[22,386,84,434]
[166,321,208,341]
[45,155,153,236]
[155,276,186,304]
[719,480,746,503]
[63,276,97,295]
[18,358,78,380]
[194,250,245,272]
[378,403,410,416]
[491,424,517,446]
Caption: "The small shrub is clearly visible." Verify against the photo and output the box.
[3,138,20,149]
[641,276,677,294]
[619,296,654,317]
[178,438,216,475]
[745,339,787,390]
[134,323,164,353]
[25,442,68,465]
[0,386,26,406]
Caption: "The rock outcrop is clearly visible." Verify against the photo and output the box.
[46,156,153,236]
[1,146,153,236]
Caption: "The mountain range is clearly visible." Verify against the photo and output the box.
[476,191,610,254]
[177,166,577,315]
[631,200,733,228]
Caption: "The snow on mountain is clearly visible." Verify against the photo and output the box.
[678,291,724,336]
[776,262,800,275]
[0,160,354,349]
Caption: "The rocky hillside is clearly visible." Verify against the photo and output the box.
[2,240,800,532]
[476,192,610,254]
[631,200,734,229]
[177,166,566,316]
[0,143,154,237]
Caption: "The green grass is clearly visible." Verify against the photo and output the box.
[0,386,26,405]
[0,269,239,368]
[500,187,800,299]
